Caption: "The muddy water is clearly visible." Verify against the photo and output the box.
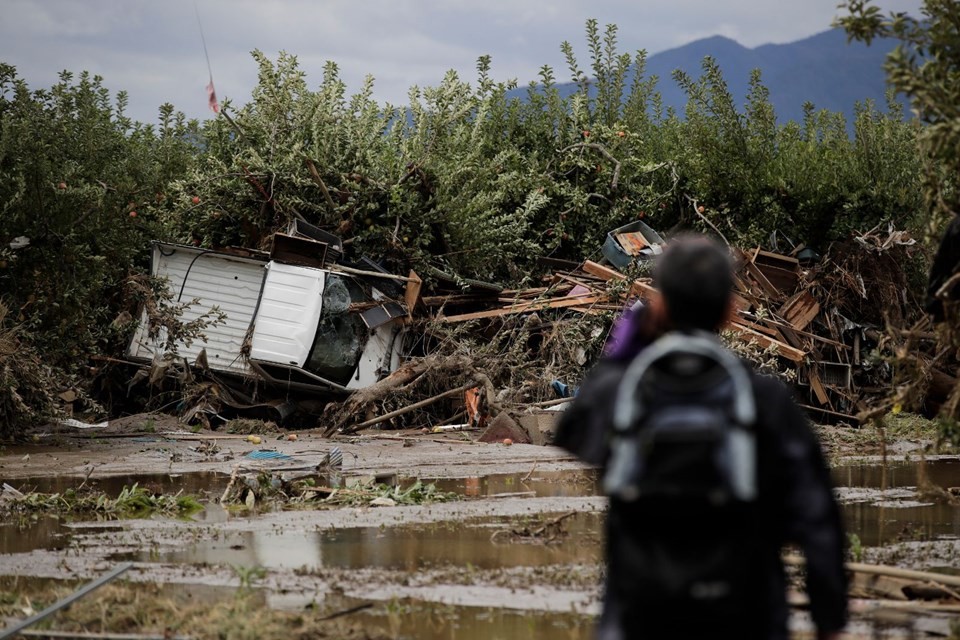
[834,459,960,547]
[354,602,593,640]
[145,512,603,570]
[428,469,600,498]
[0,472,229,555]
[0,517,69,554]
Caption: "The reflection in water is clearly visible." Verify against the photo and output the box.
[156,514,603,571]
[428,470,601,499]
[357,601,593,640]
[833,459,960,547]
[0,516,69,554]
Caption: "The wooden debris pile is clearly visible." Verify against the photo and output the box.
[336,225,931,434]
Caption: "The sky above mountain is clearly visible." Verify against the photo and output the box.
[0,0,924,124]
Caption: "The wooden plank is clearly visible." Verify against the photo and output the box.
[743,261,781,299]
[724,320,806,362]
[437,295,603,323]
[405,270,422,314]
[755,249,800,267]
[807,369,831,406]
[779,290,820,331]
[581,260,659,300]
[582,259,804,361]
[730,292,751,313]
[581,260,627,281]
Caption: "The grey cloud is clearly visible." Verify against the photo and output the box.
[0,0,924,124]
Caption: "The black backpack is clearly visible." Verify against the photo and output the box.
[602,332,764,630]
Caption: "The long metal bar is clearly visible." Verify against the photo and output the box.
[0,563,133,640]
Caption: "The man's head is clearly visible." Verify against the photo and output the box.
[653,234,733,332]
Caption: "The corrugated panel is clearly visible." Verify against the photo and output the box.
[127,245,266,375]
[249,262,325,367]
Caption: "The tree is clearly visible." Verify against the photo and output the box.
[0,64,197,385]
[836,0,960,233]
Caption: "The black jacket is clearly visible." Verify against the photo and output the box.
[556,357,848,640]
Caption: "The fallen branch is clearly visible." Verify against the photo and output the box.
[784,555,960,589]
[343,383,477,434]
[317,602,374,621]
[303,157,338,212]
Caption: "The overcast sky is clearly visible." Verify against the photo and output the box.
[1,0,924,125]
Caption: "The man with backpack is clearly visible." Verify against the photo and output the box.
[556,235,847,640]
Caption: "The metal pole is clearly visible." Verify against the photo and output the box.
[0,563,133,640]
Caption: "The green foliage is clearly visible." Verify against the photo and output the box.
[166,21,924,282]
[0,64,199,375]
[322,479,459,507]
[6,482,203,518]
[836,0,960,236]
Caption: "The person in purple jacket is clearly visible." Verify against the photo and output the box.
[556,235,847,640]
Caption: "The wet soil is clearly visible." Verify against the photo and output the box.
[3,421,960,638]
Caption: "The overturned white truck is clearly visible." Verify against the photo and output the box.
[126,236,413,397]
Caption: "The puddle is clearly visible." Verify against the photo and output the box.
[7,472,229,499]
[834,459,960,547]
[144,513,602,571]
[0,516,70,554]
[832,458,960,490]
[353,601,593,640]
[427,469,600,499]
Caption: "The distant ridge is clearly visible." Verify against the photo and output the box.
[513,28,905,125]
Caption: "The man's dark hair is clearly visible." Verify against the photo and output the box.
[654,234,733,331]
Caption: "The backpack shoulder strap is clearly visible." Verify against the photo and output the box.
[612,331,756,434]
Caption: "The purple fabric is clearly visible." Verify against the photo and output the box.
[603,300,650,362]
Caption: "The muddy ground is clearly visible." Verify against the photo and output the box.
[1,413,960,639]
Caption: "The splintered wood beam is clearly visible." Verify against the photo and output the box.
[581,261,659,300]
[724,320,806,362]
[437,295,603,323]
[581,260,626,281]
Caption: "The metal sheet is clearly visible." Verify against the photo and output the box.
[249,262,326,368]
[126,244,266,375]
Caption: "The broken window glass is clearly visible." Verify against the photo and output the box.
[304,274,368,386]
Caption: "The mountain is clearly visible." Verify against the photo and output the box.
[515,28,905,126]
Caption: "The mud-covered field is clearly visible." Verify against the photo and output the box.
[1,415,960,639]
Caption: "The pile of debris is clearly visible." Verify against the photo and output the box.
[324,222,930,434]
[120,217,938,439]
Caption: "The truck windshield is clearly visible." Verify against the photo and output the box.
[303,274,367,385]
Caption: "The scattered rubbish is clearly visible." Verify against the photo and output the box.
[243,450,291,461]
[491,511,578,545]
[58,418,110,430]
[8,236,29,250]
[602,219,665,267]
[478,413,531,445]
[431,424,470,433]
[117,221,933,435]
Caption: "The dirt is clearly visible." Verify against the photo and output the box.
[2,415,960,639]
